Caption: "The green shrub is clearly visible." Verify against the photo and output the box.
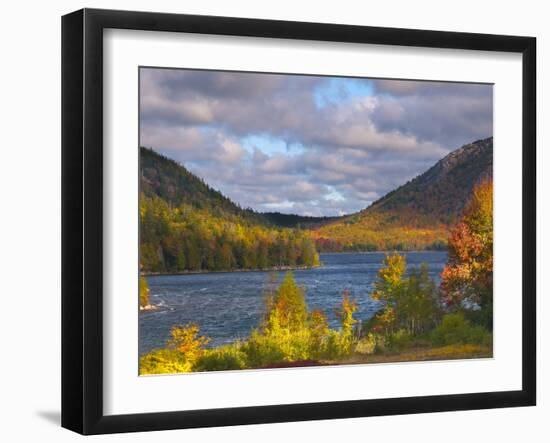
[139,349,192,375]
[241,330,287,367]
[431,313,490,346]
[464,308,493,330]
[387,329,413,351]
[240,273,359,366]
[141,324,211,374]
[193,344,248,372]
[372,333,387,353]
[354,338,375,355]
[139,276,150,307]
[321,330,346,360]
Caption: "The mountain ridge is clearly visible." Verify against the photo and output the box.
[139,147,321,273]
[312,137,493,251]
[140,147,266,226]
[141,137,493,254]
[364,137,493,224]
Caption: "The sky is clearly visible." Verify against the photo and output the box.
[140,68,493,217]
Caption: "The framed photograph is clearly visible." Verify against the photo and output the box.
[62,8,536,435]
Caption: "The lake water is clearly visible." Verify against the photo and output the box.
[139,251,447,355]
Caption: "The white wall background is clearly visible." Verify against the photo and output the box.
[0,0,546,441]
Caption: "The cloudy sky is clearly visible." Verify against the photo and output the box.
[140,68,492,217]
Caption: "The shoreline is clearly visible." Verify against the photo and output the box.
[318,249,447,255]
[142,264,321,277]
[141,249,447,277]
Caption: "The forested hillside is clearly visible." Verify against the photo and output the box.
[313,138,493,251]
[365,137,493,223]
[140,137,493,267]
[140,148,320,273]
[141,147,264,224]
[261,212,338,228]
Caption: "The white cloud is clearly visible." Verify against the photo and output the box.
[142,68,493,216]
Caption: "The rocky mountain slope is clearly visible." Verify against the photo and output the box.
[313,138,493,251]
[365,137,493,224]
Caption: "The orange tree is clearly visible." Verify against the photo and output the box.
[441,178,493,327]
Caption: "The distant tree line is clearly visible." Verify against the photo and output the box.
[140,195,320,273]
[313,209,449,252]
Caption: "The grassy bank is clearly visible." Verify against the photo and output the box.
[331,343,492,366]
[252,343,492,370]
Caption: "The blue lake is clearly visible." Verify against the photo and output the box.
[139,251,447,355]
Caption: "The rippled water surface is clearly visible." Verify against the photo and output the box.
[139,251,447,355]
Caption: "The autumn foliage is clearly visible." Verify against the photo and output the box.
[312,209,448,252]
[140,272,361,373]
[140,195,320,273]
[441,178,493,326]
[139,276,149,308]
[138,150,494,373]
[140,324,210,374]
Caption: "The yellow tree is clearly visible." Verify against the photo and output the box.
[338,290,358,353]
[265,272,308,332]
[168,324,210,363]
[139,276,150,308]
[370,253,406,334]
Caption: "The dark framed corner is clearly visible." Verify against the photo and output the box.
[62,8,536,435]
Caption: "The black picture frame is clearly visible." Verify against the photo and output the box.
[61,8,536,435]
